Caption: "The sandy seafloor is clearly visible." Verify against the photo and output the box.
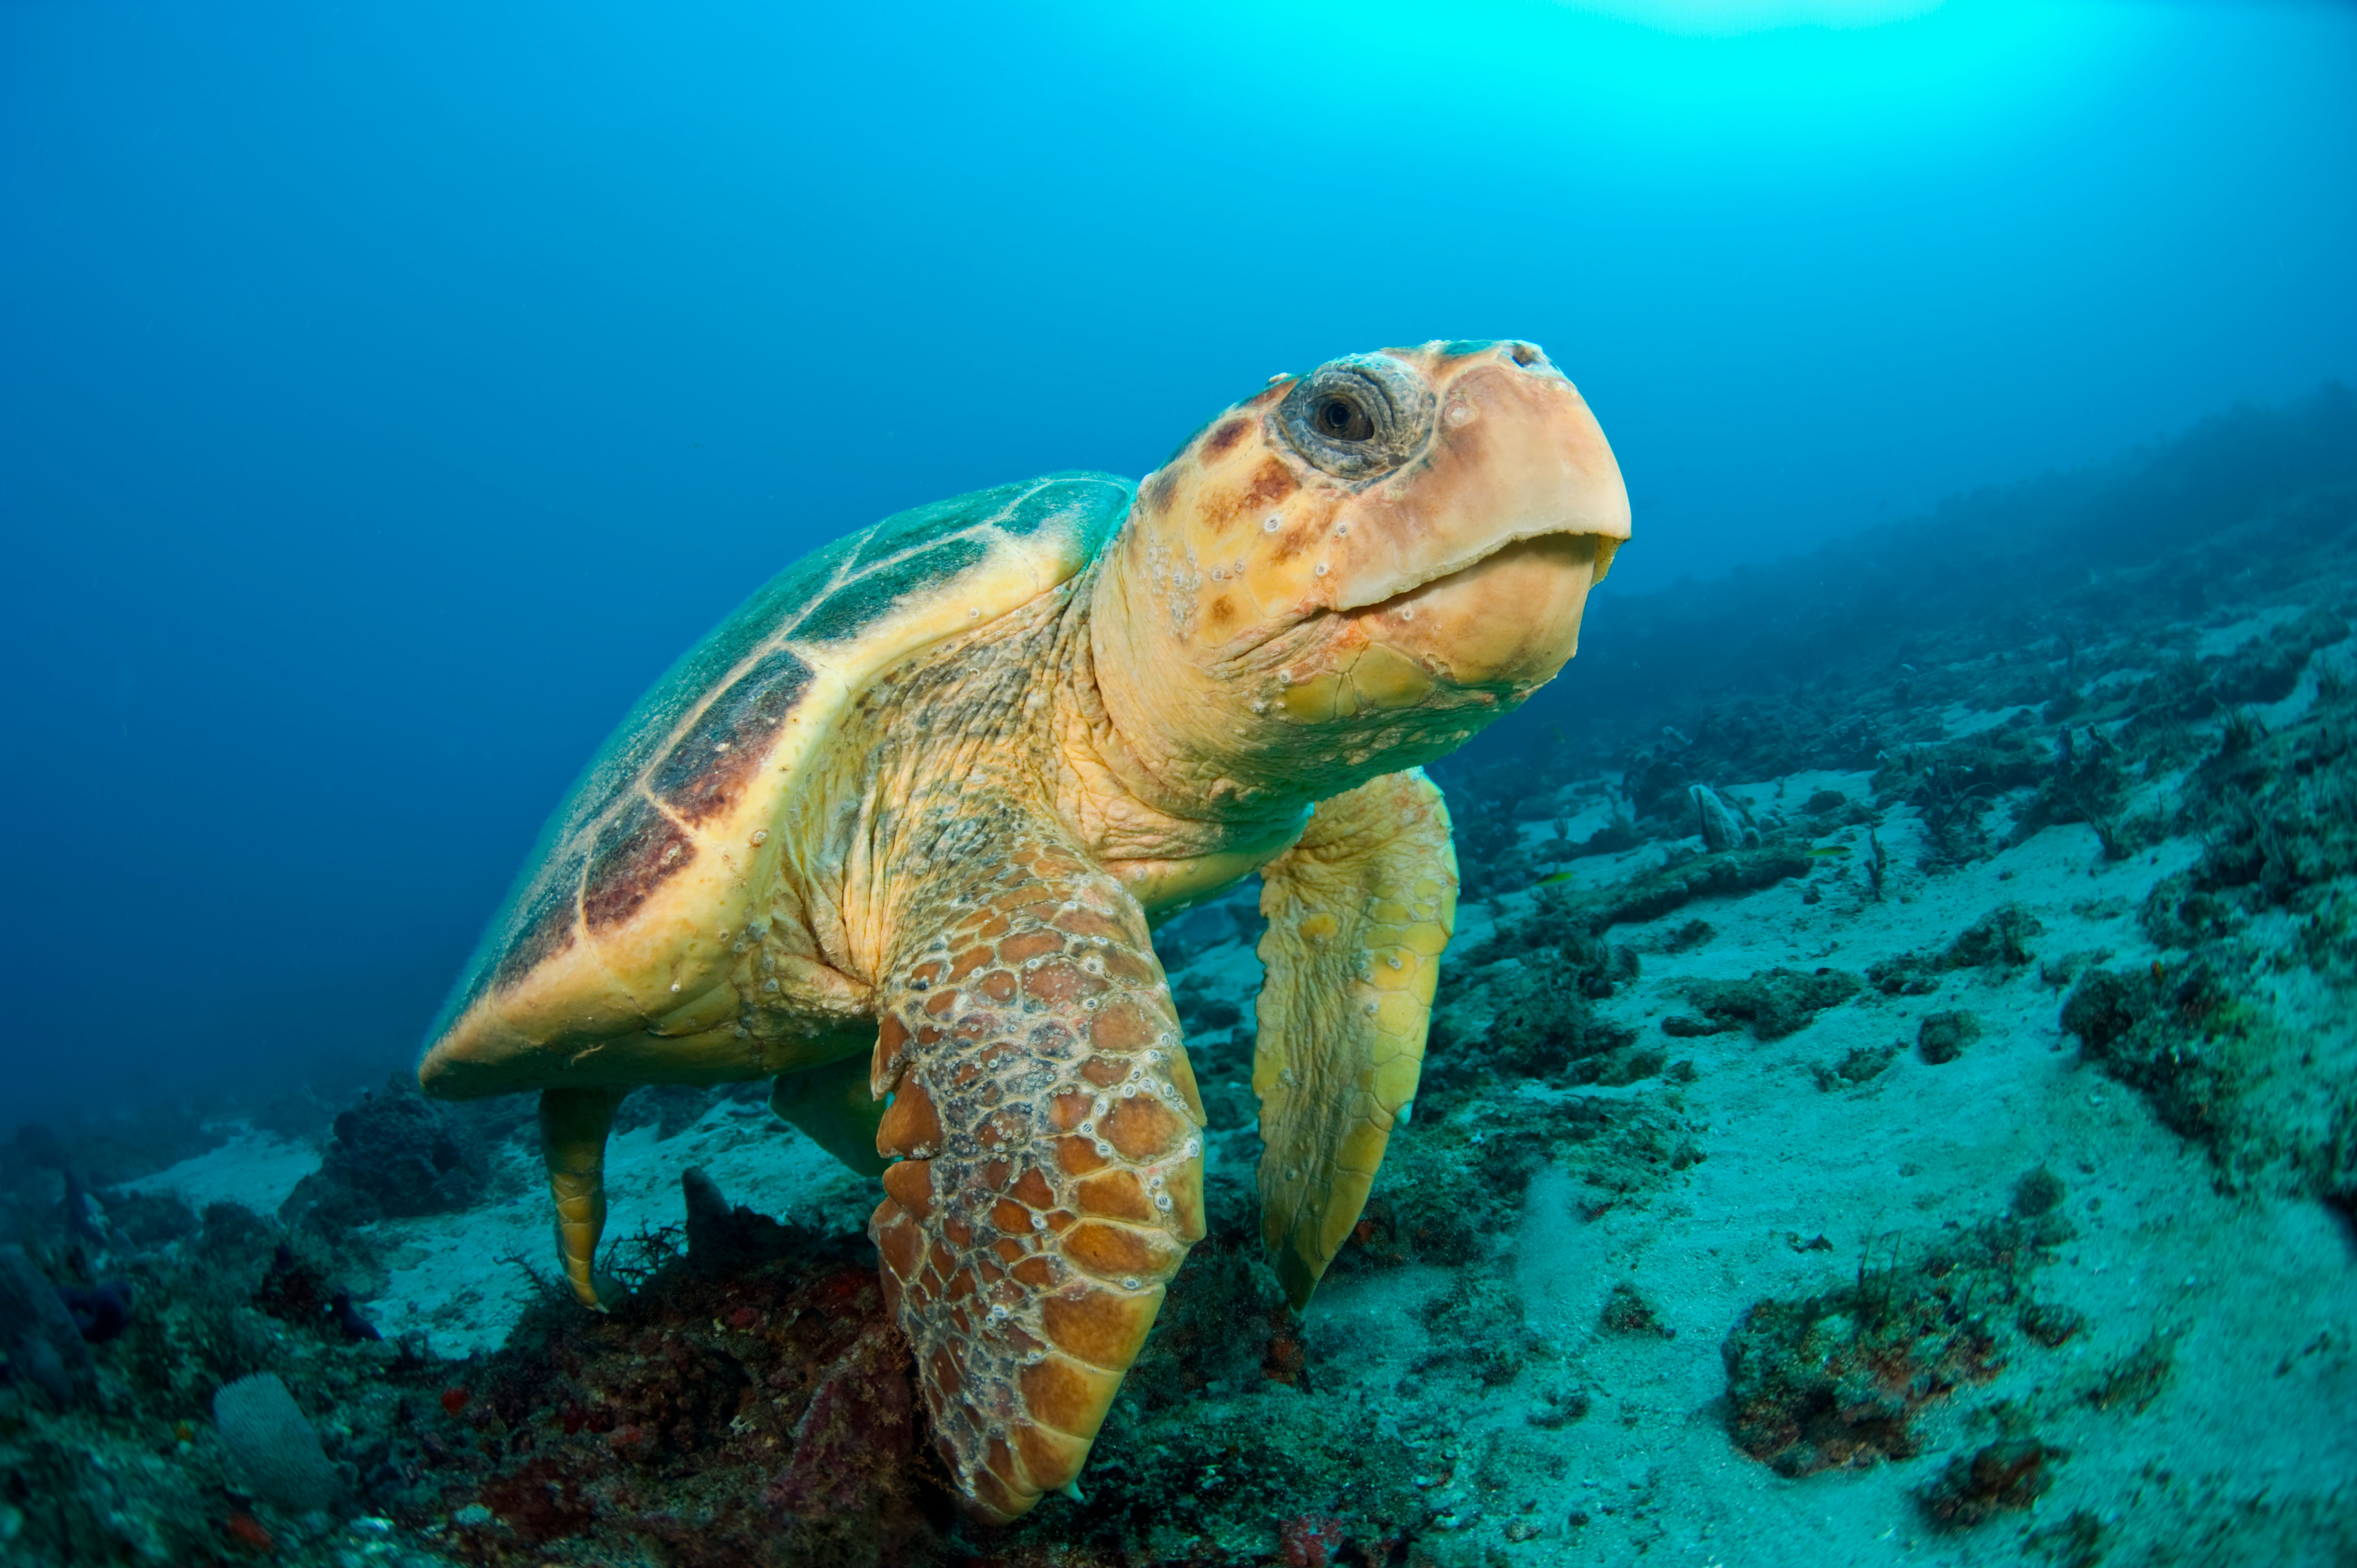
[104,621,2357,1568]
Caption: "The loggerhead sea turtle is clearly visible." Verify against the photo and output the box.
[420,340,1630,1521]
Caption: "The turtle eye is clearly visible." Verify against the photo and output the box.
[1276,355,1435,482]
[1314,395,1374,442]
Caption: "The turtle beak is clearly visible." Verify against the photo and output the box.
[1325,343,1630,692]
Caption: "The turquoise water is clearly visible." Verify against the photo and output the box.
[3,5,2354,1564]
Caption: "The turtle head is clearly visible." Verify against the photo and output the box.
[1092,341,1630,812]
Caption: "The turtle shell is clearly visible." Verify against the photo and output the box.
[420,472,1135,1097]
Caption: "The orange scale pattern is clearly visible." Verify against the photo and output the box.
[866,832,1206,1522]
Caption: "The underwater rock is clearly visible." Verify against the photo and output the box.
[1599,1280,1674,1338]
[213,1371,343,1513]
[1870,904,2045,996]
[55,1278,132,1343]
[1669,966,1862,1041]
[682,1165,795,1273]
[60,1167,108,1250]
[2010,1165,2066,1218]
[1690,784,1743,852]
[1917,1438,2056,1530]
[279,1075,488,1231]
[2062,958,2242,1151]
[328,1287,381,1343]
[0,1244,95,1408]
[764,1322,916,1518]
[1468,846,1810,962]
[1812,1043,1895,1089]
[1917,1009,1981,1064]
[1721,1211,2073,1477]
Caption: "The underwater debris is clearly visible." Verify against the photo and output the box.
[1917,1437,2058,1530]
[213,1371,343,1513]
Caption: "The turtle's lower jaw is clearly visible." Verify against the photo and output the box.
[1356,529,1608,692]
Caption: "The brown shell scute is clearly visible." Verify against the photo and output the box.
[652,647,815,824]
[582,797,697,930]
[488,854,583,993]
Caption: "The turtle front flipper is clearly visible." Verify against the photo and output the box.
[868,819,1206,1523]
[538,1085,629,1308]
[1253,769,1458,1309]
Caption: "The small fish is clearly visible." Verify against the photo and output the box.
[1807,846,1852,858]
[1535,870,1576,885]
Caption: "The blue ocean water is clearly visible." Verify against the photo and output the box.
[2,4,2354,1565]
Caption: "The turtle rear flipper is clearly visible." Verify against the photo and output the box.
[1252,769,1457,1308]
[867,807,1206,1523]
[538,1085,629,1309]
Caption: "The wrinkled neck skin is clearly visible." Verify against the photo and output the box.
[807,569,1321,987]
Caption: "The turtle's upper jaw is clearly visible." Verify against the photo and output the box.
[1283,343,1629,690]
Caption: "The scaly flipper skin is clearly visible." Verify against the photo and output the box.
[538,1085,628,1309]
[1253,769,1457,1309]
[866,811,1208,1523]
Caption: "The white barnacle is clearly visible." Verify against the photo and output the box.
[1092,1095,1109,1116]
[1387,955,1404,971]
[1181,1138,1200,1158]
[1122,1276,1140,1291]
[1261,515,1280,533]
[1363,1000,1378,1015]
[968,607,981,619]
[1120,1084,1137,1099]
[1094,1139,1113,1157]
[762,978,779,993]
[749,828,769,846]
[1031,1213,1046,1231]
[1154,1193,1173,1212]
[669,982,682,994]
[1314,562,1329,577]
